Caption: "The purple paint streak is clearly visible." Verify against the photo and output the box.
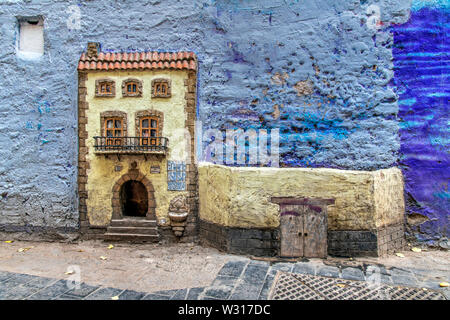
[392,7,449,242]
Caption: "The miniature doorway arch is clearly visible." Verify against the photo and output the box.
[112,168,156,220]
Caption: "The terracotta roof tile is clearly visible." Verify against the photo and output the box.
[79,50,197,71]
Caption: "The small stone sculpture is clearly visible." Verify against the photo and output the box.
[168,195,189,237]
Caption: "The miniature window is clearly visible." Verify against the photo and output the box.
[105,118,123,147]
[95,79,116,97]
[140,117,159,146]
[155,83,167,95]
[101,83,112,94]
[18,17,44,59]
[151,79,171,98]
[127,83,137,93]
[122,79,142,97]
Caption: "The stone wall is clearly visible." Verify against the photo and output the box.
[0,0,412,237]
[198,163,404,231]
[198,162,405,257]
[199,220,279,257]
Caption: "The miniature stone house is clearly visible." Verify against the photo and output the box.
[78,43,198,243]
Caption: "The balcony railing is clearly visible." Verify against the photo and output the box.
[93,136,168,154]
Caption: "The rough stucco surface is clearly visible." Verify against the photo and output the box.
[85,70,189,227]
[198,163,404,230]
[391,1,449,243]
[373,169,405,229]
[0,0,412,232]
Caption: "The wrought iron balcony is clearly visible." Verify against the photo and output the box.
[93,136,168,155]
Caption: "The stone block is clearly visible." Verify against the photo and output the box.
[341,267,365,281]
[316,265,341,278]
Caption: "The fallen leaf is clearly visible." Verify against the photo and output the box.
[411,247,421,253]
[4,240,14,243]
[108,244,114,249]
[111,296,119,300]
[78,250,84,252]
[100,256,107,260]
[439,282,449,287]
[395,253,405,258]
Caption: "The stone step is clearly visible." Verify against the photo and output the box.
[109,219,157,228]
[107,226,158,236]
[103,233,159,243]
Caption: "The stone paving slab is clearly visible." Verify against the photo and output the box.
[317,265,341,278]
[171,288,188,300]
[0,257,448,300]
[26,279,73,300]
[65,282,100,298]
[217,260,249,278]
[186,287,205,300]
[341,267,365,281]
[292,262,316,275]
[0,271,13,282]
[141,293,171,300]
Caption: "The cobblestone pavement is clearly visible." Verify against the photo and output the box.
[1,257,448,300]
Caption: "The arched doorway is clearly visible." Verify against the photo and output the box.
[119,180,148,217]
[111,169,156,220]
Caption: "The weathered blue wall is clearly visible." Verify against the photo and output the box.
[0,0,412,233]
[391,0,449,244]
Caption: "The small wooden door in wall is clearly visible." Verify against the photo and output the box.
[280,205,304,257]
[303,206,328,258]
[272,197,334,259]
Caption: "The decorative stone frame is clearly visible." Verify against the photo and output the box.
[135,110,164,137]
[95,78,116,97]
[100,111,127,137]
[111,168,156,220]
[181,69,199,242]
[78,72,89,225]
[122,78,143,97]
[151,78,171,98]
